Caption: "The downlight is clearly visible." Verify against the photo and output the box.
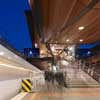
[78,26,84,31]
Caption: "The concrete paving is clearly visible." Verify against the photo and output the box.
[22,64,100,100]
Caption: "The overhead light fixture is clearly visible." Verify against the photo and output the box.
[78,26,84,30]
[40,50,44,54]
[80,39,83,42]
[0,52,4,55]
[87,51,91,55]
[61,60,69,66]
[29,51,33,55]
[35,43,38,48]
[52,65,57,72]
[66,39,69,42]
[51,46,55,52]
[68,47,73,51]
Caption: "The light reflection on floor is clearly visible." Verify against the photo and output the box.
[22,64,100,100]
[22,87,100,100]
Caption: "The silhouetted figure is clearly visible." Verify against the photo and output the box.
[44,71,67,88]
[55,72,67,87]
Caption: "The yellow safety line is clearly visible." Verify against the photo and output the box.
[23,80,32,88]
[21,83,31,92]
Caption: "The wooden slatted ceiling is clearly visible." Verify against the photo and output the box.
[30,0,100,44]
[75,15,100,43]
[81,0,92,5]
[42,0,77,41]
[94,2,100,8]
[66,0,89,24]
[41,0,49,29]
[59,2,100,44]
[40,0,93,43]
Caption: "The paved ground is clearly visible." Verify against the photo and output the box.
[22,64,100,100]
[65,65,100,87]
[22,87,100,100]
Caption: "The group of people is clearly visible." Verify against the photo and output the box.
[44,71,67,88]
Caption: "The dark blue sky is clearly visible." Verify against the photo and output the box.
[0,0,32,51]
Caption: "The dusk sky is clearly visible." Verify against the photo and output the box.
[0,0,32,51]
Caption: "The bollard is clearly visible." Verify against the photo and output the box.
[20,79,32,93]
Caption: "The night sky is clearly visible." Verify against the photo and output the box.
[0,0,32,51]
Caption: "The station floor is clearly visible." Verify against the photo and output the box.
[22,65,100,100]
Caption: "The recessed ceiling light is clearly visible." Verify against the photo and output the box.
[80,39,83,42]
[40,50,44,54]
[29,51,33,55]
[0,52,4,55]
[35,43,38,48]
[78,26,84,30]
[66,39,69,42]
[51,46,55,52]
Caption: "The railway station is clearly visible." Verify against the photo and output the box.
[0,0,100,100]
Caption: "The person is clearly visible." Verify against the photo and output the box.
[55,72,67,88]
